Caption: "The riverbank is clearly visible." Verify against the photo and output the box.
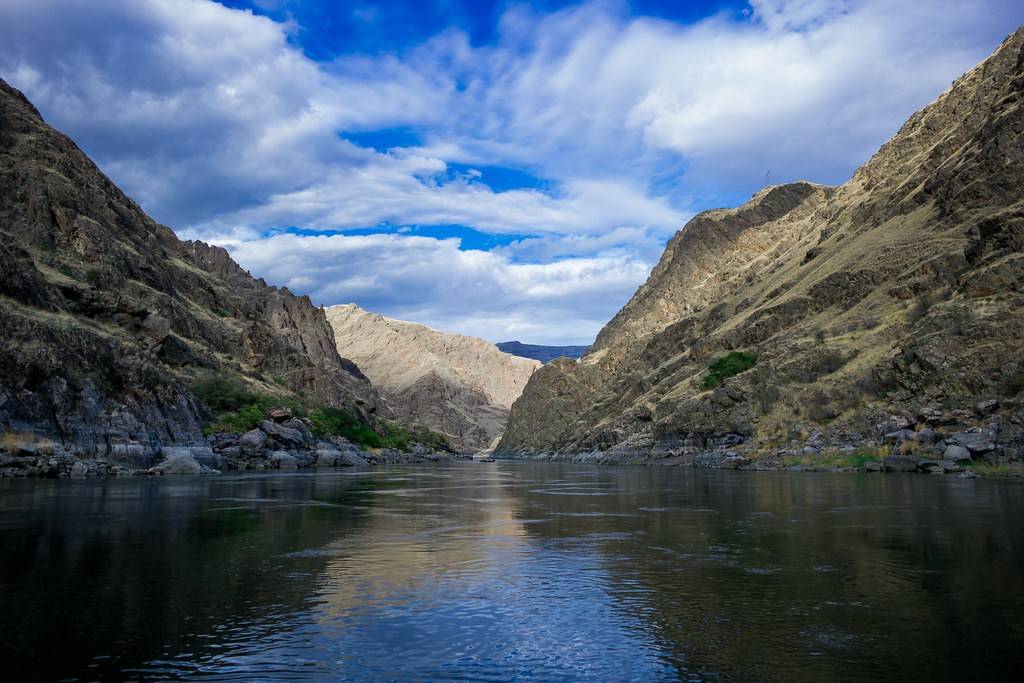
[494,448,1022,477]
[0,410,467,479]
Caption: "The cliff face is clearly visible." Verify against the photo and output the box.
[0,80,380,463]
[497,28,1024,463]
[326,304,540,451]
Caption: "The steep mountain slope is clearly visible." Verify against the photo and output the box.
[497,341,590,363]
[0,79,382,465]
[326,305,540,451]
[497,28,1024,465]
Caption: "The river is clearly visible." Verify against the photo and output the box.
[1,463,1022,681]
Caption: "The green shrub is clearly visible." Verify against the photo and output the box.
[309,406,382,449]
[205,404,267,435]
[194,373,446,451]
[701,351,758,390]
[193,373,260,413]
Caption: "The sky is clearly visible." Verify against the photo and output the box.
[1,1,1022,344]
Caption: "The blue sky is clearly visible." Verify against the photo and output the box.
[1,0,1022,344]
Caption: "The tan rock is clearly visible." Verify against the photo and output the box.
[326,304,540,452]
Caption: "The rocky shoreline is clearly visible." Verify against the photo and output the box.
[495,401,1023,478]
[0,409,468,479]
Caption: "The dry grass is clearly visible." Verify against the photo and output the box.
[1,430,54,454]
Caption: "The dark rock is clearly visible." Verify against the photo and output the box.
[950,429,996,453]
[944,444,971,460]
[269,451,298,469]
[268,407,293,422]
[150,450,202,475]
[259,420,306,447]
[238,428,268,455]
[883,455,920,472]
[719,455,750,469]
[975,399,999,416]
[864,460,884,472]
[884,429,916,443]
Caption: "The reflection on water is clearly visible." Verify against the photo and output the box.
[1,464,1023,681]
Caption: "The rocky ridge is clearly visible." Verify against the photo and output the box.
[0,79,412,475]
[496,28,1024,474]
[326,304,540,451]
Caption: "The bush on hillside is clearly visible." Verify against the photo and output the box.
[701,351,758,390]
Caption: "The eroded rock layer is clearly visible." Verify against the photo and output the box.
[497,28,1024,467]
[0,79,381,467]
[326,304,540,452]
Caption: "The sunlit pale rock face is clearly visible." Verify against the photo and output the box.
[327,304,540,452]
[498,28,1024,461]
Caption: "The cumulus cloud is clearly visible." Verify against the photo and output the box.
[1,0,1021,341]
[227,232,650,344]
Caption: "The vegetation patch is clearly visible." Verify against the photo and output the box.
[701,351,758,390]
[192,372,304,434]
[780,451,882,469]
[192,372,448,451]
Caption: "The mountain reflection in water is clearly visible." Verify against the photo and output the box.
[1,464,1023,681]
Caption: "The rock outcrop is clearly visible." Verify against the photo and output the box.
[497,28,1024,468]
[0,79,383,470]
[326,304,540,451]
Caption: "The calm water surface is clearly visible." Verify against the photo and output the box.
[1,463,1023,681]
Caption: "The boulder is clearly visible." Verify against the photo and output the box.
[974,399,999,417]
[269,450,298,469]
[315,449,342,467]
[884,429,916,443]
[70,461,88,478]
[915,427,937,444]
[189,447,221,469]
[260,420,306,447]
[268,407,293,422]
[864,460,884,472]
[238,428,267,455]
[883,455,919,472]
[944,444,971,461]
[151,451,202,475]
[950,429,996,454]
[108,442,150,468]
[339,451,369,466]
[719,455,750,469]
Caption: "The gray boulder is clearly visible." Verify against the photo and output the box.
[315,449,342,467]
[950,429,996,454]
[260,420,306,447]
[719,455,750,469]
[883,455,919,472]
[189,446,221,469]
[151,450,202,475]
[269,450,298,469]
[944,444,971,461]
[238,428,267,455]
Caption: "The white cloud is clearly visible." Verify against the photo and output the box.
[1,0,1021,342]
[227,232,650,345]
